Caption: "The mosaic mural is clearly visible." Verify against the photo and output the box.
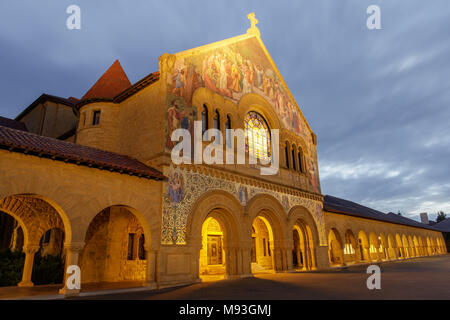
[164,36,320,194]
[162,166,326,246]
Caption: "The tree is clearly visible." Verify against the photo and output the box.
[436,211,447,223]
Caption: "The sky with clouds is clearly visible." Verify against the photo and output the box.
[0,1,449,221]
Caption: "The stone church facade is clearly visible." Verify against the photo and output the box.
[0,15,446,296]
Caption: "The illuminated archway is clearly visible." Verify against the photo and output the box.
[369,232,380,261]
[252,216,275,273]
[387,234,396,260]
[80,206,148,285]
[396,234,404,258]
[413,236,420,257]
[200,216,226,278]
[328,228,344,266]
[292,221,316,270]
[358,231,370,262]
[401,235,410,258]
[378,233,388,260]
[344,230,358,264]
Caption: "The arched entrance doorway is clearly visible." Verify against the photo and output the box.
[292,221,315,270]
[80,206,149,286]
[199,216,226,279]
[251,216,275,273]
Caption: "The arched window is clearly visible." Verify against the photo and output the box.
[244,111,271,162]
[298,150,303,173]
[213,110,220,143]
[225,115,231,147]
[291,148,296,171]
[284,144,290,168]
[213,110,220,130]
[201,104,209,134]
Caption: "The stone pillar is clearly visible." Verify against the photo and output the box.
[315,245,330,269]
[365,246,372,263]
[59,242,84,297]
[145,248,158,289]
[18,245,40,287]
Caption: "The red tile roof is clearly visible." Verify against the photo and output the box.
[0,116,27,131]
[324,195,440,231]
[82,60,132,100]
[0,125,165,181]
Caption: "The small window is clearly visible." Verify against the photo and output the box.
[138,234,145,260]
[292,149,296,171]
[284,145,290,169]
[93,110,101,126]
[127,233,135,260]
[298,151,303,173]
[213,110,220,143]
[201,104,209,134]
[268,240,271,257]
[263,238,267,256]
[225,115,231,147]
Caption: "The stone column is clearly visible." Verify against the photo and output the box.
[18,244,40,287]
[240,242,252,278]
[58,242,84,297]
[145,248,158,289]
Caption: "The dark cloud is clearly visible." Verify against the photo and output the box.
[1,1,449,220]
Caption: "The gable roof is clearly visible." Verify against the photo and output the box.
[0,124,165,181]
[324,195,439,231]
[0,116,27,131]
[434,218,450,232]
[15,94,76,121]
[81,60,132,100]
[172,30,315,138]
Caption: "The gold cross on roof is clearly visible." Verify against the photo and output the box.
[246,12,261,37]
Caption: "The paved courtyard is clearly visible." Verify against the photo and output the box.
[72,255,450,300]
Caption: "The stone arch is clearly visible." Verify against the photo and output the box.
[0,194,70,287]
[413,235,420,257]
[407,235,415,257]
[387,234,396,260]
[79,204,153,284]
[418,236,424,256]
[401,234,410,258]
[343,229,358,264]
[0,194,69,246]
[378,233,388,260]
[357,231,370,262]
[369,232,380,261]
[246,193,288,272]
[287,206,319,270]
[396,234,404,258]
[186,190,245,278]
[237,93,282,130]
[328,228,344,266]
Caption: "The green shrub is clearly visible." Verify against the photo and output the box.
[0,249,25,287]
[31,254,64,285]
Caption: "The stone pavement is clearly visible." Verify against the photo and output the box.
[1,255,449,300]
